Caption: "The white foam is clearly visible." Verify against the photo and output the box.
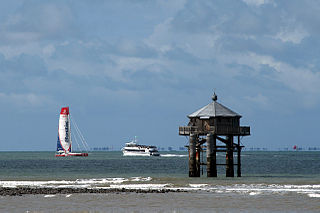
[284,184,320,189]
[160,154,187,157]
[44,195,56,198]
[65,194,72,197]
[0,177,153,188]
[308,193,320,198]
[189,184,208,188]
[2,179,320,196]
[109,184,170,190]
[0,181,52,188]
[249,192,261,196]
[130,177,152,182]
[75,178,128,184]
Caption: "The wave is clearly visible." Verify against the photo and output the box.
[0,177,152,188]
[308,193,320,198]
[1,179,320,197]
[44,195,56,198]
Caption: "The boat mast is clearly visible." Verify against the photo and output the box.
[68,113,72,153]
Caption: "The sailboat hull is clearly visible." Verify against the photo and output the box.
[55,152,88,157]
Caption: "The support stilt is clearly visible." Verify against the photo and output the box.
[195,145,201,177]
[237,136,241,177]
[206,133,217,177]
[226,136,234,177]
[189,134,197,177]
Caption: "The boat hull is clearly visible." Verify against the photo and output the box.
[122,138,160,157]
[122,151,159,156]
[55,152,88,157]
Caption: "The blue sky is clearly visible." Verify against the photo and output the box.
[0,0,319,151]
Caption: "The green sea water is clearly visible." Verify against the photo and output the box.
[1,151,320,212]
[0,151,319,181]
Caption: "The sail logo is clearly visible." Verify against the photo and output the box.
[65,121,69,142]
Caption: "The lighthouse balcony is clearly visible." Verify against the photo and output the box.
[179,126,250,136]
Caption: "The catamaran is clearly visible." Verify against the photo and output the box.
[55,107,89,157]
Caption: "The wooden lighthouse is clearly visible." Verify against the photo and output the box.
[179,93,250,177]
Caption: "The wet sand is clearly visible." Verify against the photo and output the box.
[1,190,319,213]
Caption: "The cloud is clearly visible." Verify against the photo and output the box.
[1,0,320,150]
[111,39,158,58]
[0,92,54,107]
[0,53,47,77]
[145,0,320,110]
[1,1,75,43]
[275,25,309,44]
[245,93,269,109]
[0,0,320,112]
[242,0,273,7]
[42,44,56,57]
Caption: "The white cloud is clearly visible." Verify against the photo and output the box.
[89,86,142,102]
[0,92,53,107]
[242,0,273,7]
[0,0,320,111]
[42,44,55,58]
[245,93,269,109]
[275,26,309,44]
[1,0,320,150]
[144,1,320,109]
[0,2,75,46]
[226,52,320,107]
[252,53,320,94]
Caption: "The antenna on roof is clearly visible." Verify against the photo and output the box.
[212,90,217,102]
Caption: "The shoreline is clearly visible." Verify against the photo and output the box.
[0,187,187,196]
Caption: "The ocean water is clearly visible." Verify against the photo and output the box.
[0,151,320,212]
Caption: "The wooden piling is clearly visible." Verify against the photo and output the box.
[237,136,241,177]
[206,133,217,177]
[189,134,197,177]
[226,136,234,177]
[195,146,201,177]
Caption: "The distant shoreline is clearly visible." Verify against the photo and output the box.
[1,150,320,152]
[0,187,187,196]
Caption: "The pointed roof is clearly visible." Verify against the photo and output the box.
[188,93,241,118]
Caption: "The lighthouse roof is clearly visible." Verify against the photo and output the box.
[188,94,241,118]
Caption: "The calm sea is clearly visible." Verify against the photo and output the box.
[0,151,320,212]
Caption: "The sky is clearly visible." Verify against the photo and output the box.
[0,0,320,151]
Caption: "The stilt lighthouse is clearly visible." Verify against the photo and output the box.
[179,92,250,177]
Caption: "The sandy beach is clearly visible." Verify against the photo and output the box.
[1,191,319,213]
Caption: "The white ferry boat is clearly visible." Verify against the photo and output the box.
[122,137,160,156]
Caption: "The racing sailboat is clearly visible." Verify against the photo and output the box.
[55,107,89,157]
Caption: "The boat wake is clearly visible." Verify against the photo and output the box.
[160,154,187,157]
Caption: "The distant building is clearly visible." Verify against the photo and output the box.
[179,147,186,151]
[91,147,111,151]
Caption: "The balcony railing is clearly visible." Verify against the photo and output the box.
[239,126,250,135]
[179,126,250,136]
